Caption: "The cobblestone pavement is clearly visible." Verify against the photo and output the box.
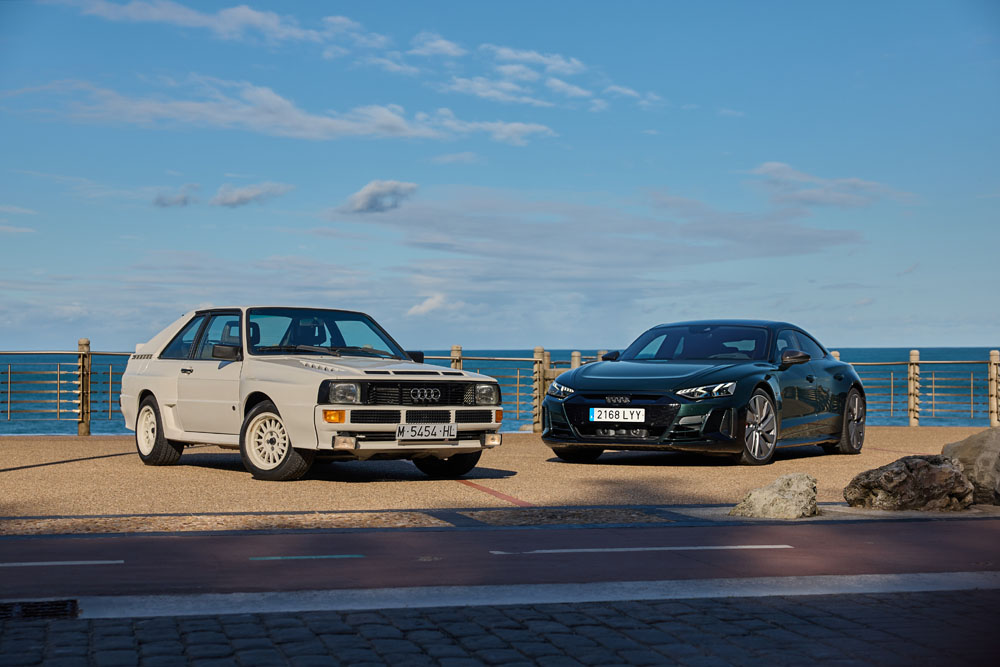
[2,589,997,666]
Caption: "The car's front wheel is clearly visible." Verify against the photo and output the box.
[412,451,482,478]
[736,389,777,465]
[135,396,184,465]
[551,447,604,463]
[239,401,314,481]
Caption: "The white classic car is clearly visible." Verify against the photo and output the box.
[120,306,503,481]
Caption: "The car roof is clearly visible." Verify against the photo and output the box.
[649,319,799,330]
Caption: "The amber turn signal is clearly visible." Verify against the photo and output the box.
[495,409,504,423]
[323,409,346,424]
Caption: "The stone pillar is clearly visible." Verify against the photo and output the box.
[989,350,999,428]
[532,346,545,434]
[450,345,462,370]
[831,350,840,361]
[77,338,91,436]
[907,349,920,427]
[570,351,581,369]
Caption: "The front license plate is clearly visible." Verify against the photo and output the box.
[590,407,645,422]
[396,424,457,440]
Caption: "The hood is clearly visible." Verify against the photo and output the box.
[248,355,493,381]
[557,359,771,392]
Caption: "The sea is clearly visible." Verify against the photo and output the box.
[0,347,996,436]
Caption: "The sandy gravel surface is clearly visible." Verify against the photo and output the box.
[0,427,984,521]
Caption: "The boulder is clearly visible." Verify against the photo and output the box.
[843,455,974,511]
[729,473,818,519]
[942,427,1000,505]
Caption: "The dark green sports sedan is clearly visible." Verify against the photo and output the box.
[542,320,866,465]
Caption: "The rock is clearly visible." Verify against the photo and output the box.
[942,427,1000,505]
[843,455,974,511]
[729,473,818,519]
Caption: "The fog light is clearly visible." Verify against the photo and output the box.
[481,433,502,447]
[333,435,357,450]
[495,409,504,423]
[323,410,346,424]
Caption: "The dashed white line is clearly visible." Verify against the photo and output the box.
[489,544,794,555]
[0,560,125,568]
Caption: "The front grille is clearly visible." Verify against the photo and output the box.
[350,410,401,424]
[564,403,680,440]
[363,382,476,406]
[456,409,491,423]
[406,410,451,423]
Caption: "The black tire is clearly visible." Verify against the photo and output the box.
[412,451,482,478]
[736,389,778,465]
[832,388,866,455]
[551,447,604,463]
[134,396,183,466]
[239,401,315,481]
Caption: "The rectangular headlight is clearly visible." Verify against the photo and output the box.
[475,383,499,405]
[329,382,360,404]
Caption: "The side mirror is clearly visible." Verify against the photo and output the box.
[212,344,241,361]
[602,350,621,361]
[406,350,425,364]
[780,349,810,368]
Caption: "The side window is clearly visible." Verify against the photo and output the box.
[194,314,241,360]
[775,330,799,356]
[796,332,826,360]
[160,315,206,360]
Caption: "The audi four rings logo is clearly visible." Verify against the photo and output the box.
[410,388,441,402]
[606,395,631,405]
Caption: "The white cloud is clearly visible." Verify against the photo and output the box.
[408,32,465,57]
[407,293,447,316]
[604,85,640,98]
[153,183,199,207]
[0,224,35,234]
[494,64,540,81]
[546,77,591,98]
[433,109,555,146]
[430,152,483,165]
[0,205,38,215]
[210,181,294,207]
[345,180,418,213]
[441,77,553,107]
[589,99,609,112]
[480,44,586,75]
[718,108,745,117]
[605,85,662,108]
[359,54,419,76]
[321,15,389,49]
[749,162,907,208]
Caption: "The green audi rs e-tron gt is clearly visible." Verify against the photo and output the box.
[542,320,866,465]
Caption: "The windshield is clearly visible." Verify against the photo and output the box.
[621,324,770,362]
[247,308,406,359]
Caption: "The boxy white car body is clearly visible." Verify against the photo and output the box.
[120,307,502,478]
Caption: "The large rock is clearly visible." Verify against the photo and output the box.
[729,473,818,519]
[942,427,1000,505]
[843,455,974,511]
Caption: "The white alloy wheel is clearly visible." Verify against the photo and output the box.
[136,404,157,456]
[743,393,777,463]
[245,412,290,471]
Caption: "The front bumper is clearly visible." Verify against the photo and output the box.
[541,394,743,454]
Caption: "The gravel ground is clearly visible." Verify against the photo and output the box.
[0,427,983,521]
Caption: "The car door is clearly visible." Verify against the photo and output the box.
[176,311,243,435]
[773,329,820,441]
[796,331,841,437]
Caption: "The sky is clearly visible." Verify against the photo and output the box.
[0,0,998,352]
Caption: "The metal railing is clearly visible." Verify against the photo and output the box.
[2,343,998,435]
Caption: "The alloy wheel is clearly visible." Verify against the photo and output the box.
[137,405,157,455]
[246,413,290,470]
[744,394,777,461]
[847,392,866,450]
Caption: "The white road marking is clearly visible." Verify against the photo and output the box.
[69,571,1000,619]
[489,544,794,555]
[0,560,124,568]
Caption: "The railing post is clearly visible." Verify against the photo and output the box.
[597,350,607,361]
[907,349,920,427]
[831,350,840,361]
[532,346,545,434]
[989,349,999,428]
[571,351,581,369]
[450,345,462,370]
[77,338,91,436]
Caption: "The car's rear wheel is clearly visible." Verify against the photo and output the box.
[135,396,183,465]
[551,447,604,463]
[736,389,777,465]
[828,388,866,455]
[240,401,314,481]
[412,451,482,478]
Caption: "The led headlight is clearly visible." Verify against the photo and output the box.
[475,383,500,405]
[328,382,360,404]
[676,381,737,400]
[546,380,575,400]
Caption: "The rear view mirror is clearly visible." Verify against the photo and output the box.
[602,350,620,361]
[212,344,241,361]
[406,350,425,364]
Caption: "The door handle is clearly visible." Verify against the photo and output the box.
[805,374,815,382]
[834,374,844,381]
[180,367,194,375]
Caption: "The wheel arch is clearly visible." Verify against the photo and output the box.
[243,391,274,417]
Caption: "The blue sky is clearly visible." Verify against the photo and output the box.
[1,0,998,351]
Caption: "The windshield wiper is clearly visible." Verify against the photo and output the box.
[327,346,399,359]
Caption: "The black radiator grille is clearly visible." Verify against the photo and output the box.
[363,382,476,406]
[350,410,401,424]
[406,410,451,423]
[456,409,492,423]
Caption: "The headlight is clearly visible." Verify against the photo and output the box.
[676,382,737,400]
[328,382,360,404]
[475,383,500,405]
[546,380,574,400]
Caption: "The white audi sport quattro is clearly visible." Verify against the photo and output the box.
[120,306,503,481]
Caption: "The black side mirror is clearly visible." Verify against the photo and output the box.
[780,349,810,368]
[602,350,621,361]
[212,344,241,361]
[406,350,425,364]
